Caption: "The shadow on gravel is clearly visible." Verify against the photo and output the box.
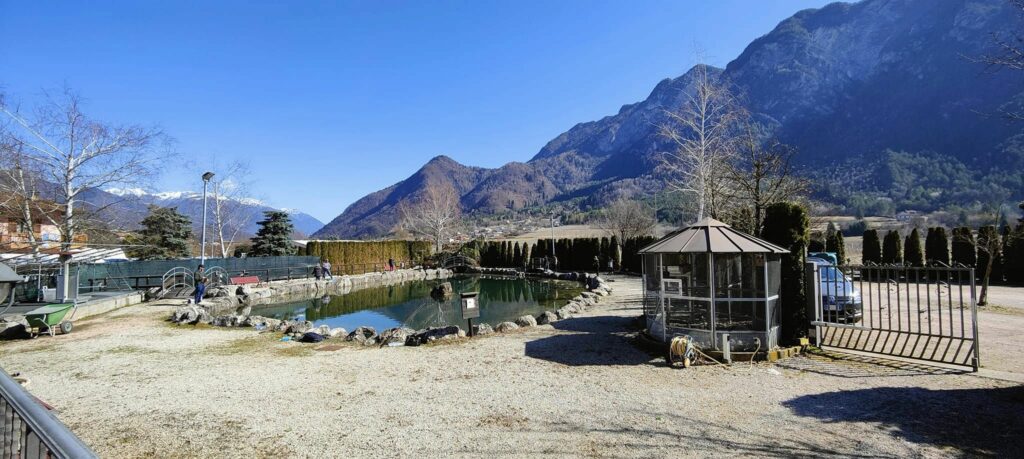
[776,350,968,378]
[783,385,1024,456]
[524,314,655,366]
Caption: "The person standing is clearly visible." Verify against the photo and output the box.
[388,258,395,272]
[194,264,207,305]
[322,259,333,279]
[313,263,322,280]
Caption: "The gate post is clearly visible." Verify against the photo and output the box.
[804,261,821,347]
[970,268,980,371]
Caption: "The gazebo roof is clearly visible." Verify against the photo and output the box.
[638,217,789,254]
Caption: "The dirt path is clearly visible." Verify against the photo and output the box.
[0,276,1021,457]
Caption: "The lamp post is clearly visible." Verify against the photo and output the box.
[550,214,556,270]
[201,172,215,263]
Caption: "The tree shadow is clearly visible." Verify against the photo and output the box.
[783,385,1024,456]
[523,314,657,366]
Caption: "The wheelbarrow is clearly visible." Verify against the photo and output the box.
[24,303,78,338]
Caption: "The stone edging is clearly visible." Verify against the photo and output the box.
[169,271,614,349]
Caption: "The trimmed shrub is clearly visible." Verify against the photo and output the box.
[925,227,950,266]
[305,240,433,274]
[761,202,809,345]
[904,228,924,267]
[882,230,903,264]
[951,227,976,268]
[862,229,882,264]
[826,230,846,265]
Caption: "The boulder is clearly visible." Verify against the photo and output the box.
[515,315,537,328]
[536,311,558,325]
[555,307,573,320]
[406,325,463,345]
[346,326,377,344]
[495,321,519,333]
[430,282,454,301]
[471,323,493,336]
[586,276,602,290]
[0,316,29,339]
[580,291,598,299]
[328,327,347,339]
[314,324,332,337]
[171,306,199,324]
[379,327,416,346]
[285,321,314,334]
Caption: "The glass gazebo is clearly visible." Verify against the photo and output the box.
[639,218,787,352]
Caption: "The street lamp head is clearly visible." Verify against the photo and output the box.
[202,171,215,182]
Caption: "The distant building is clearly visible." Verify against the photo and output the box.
[895,210,928,223]
[0,199,65,249]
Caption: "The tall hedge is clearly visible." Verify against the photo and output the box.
[904,229,925,267]
[305,240,433,274]
[951,227,976,268]
[882,230,903,264]
[862,229,882,264]
[761,202,810,345]
[925,227,950,266]
[826,230,846,265]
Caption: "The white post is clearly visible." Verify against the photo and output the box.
[550,215,556,269]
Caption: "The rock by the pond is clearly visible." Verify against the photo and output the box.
[430,282,454,301]
[347,326,378,344]
[406,325,463,345]
[580,291,598,299]
[171,305,212,325]
[536,311,558,325]
[379,327,415,346]
[515,315,537,328]
[328,327,347,339]
[555,307,573,319]
[495,321,519,333]
[471,323,493,336]
[314,324,331,337]
[285,321,314,334]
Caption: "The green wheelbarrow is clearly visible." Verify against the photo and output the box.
[25,303,78,338]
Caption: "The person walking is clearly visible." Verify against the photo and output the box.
[388,258,395,272]
[322,259,333,279]
[194,264,207,305]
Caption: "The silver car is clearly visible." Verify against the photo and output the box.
[809,257,863,323]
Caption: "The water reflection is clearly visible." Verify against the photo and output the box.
[253,275,584,332]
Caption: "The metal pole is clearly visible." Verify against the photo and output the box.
[200,172,214,264]
[550,215,556,269]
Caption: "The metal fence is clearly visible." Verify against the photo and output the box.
[0,368,95,458]
[75,256,321,291]
[806,263,979,371]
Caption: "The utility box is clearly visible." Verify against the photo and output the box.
[461,292,480,319]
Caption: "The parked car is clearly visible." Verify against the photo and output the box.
[808,257,863,323]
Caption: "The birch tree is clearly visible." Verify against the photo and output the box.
[208,162,259,258]
[0,129,42,248]
[0,88,168,245]
[659,64,743,222]
[398,185,461,252]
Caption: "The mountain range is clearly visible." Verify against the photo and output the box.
[97,188,324,237]
[315,0,1024,238]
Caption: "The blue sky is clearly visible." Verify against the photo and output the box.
[0,0,834,222]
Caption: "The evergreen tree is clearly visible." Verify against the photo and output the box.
[522,243,532,268]
[512,242,522,268]
[951,227,976,268]
[925,227,950,266]
[862,229,882,264]
[126,205,193,260]
[882,230,903,264]
[904,228,924,267]
[609,235,621,270]
[808,239,825,253]
[826,230,846,264]
[761,202,809,344]
[250,210,296,256]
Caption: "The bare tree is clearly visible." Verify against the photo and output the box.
[976,0,1024,121]
[0,88,169,245]
[212,164,261,258]
[398,185,462,252]
[659,64,744,222]
[0,130,42,248]
[724,125,810,235]
[599,198,656,247]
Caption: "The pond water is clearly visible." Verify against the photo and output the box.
[253,275,584,332]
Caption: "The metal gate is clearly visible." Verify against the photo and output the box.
[805,262,979,371]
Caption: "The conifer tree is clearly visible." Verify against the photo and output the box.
[882,230,903,264]
[826,229,846,264]
[761,202,809,344]
[925,227,950,266]
[862,229,882,264]
[904,228,924,267]
[951,227,976,268]
[250,210,296,256]
[512,242,522,268]
[126,205,193,260]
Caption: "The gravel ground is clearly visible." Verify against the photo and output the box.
[0,276,1022,458]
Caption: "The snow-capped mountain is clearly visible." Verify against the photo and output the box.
[98,187,324,236]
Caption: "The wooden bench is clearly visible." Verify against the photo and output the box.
[230,276,261,286]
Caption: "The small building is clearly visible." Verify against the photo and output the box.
[0,199,64,249]
[638,218,788,352]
